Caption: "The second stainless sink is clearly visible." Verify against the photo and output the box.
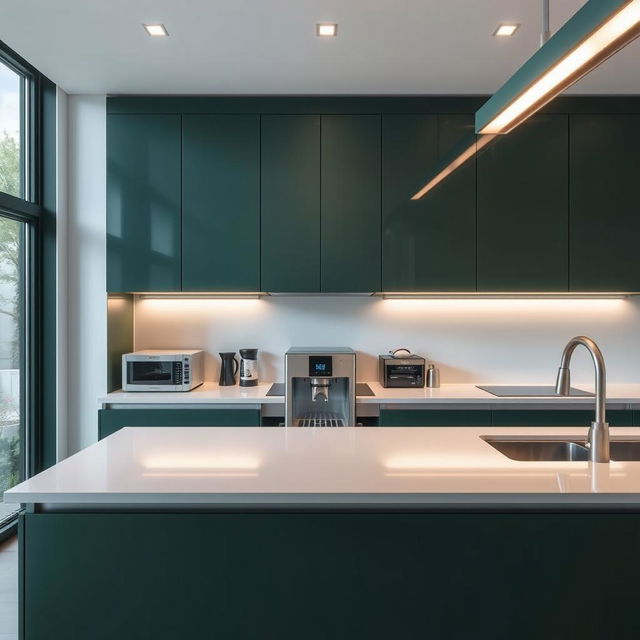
[609,441,640,461]
[483,436,589,461]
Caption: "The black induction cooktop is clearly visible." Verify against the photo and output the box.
[266,383,374,397]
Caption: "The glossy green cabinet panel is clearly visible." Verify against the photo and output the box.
[492,409,633,427]
[26,512,640,639]
[570,114,640,291]
[182,115,260,291]
[261,115,321,292]
[380,409,633,428]
[382,114,476,291]
[477,114,569,292]
[98,408,260,439]
[321,115,382,292]
[379,409,492,427]
[107,115,181,292]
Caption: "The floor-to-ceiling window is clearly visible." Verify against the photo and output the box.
[0,43,55,528]
[0,216,24,522]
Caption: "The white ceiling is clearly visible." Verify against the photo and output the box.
[0,0,639,95]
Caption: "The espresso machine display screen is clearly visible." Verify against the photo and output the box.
[309,356,332,377]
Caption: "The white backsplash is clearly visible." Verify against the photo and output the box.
[133,295,640,385]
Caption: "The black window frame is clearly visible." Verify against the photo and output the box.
[0,39,56,536]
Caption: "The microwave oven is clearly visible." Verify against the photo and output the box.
[122,350,204,392]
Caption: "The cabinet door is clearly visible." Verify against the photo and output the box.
[99,408,261,439]
[570,114,640,291]
[382,114,476,291]
[107,115,181,292]
[477,114,568,292]
[321,115,382,292]
[492,409,632,427]
[261,115,320,292]
[379,409,491,427]
[182,115,260,291]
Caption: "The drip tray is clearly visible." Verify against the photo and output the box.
[477,385,594,398]
[296,413,346,427]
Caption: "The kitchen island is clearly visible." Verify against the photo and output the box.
[8,426,640,639]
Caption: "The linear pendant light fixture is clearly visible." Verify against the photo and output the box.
[411,0,640,200]
[476,0,640,134]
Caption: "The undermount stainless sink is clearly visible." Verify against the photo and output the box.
[482,436,589,462]
[483,436,640,462]
[609,441,640,461]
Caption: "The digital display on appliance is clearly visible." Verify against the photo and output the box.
[309,356,332,377]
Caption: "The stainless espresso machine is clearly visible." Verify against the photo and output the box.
[285,347,356,427]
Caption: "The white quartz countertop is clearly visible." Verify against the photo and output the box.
[7,426,640,507]
[99,382,640,405]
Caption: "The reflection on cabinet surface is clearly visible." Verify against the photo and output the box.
[383,114,476,292]
[477,114,569,292]
[570,114,640,292]
[182,115,260,291]
[107,114,181,292]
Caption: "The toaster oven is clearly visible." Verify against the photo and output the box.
[122,350,204,392]
[379,354,426,388]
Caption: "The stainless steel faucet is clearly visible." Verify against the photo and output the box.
[555,336,609,463]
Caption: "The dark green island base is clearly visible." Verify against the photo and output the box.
[20,509,640,639]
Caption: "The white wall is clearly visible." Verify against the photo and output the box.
[134,296,640,386]
[66,95,106,454]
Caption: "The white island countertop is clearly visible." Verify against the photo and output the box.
[99,382,640,405]
[7,426,640,508]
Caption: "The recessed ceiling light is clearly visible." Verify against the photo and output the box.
[144,24,169,37]
[494,24,520,37]
[317,23,338,37]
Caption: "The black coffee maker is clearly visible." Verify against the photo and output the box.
[218,352,239,386]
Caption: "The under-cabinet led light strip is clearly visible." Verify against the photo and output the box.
[133,292,266,300]
[380,292,632,300]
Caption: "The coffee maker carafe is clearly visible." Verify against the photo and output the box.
[218,352,239,386]
[285,348,356,427]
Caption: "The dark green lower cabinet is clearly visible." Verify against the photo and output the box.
[492,409,633,427]
[98,409,260,439]
[22,512,640,640]
[380,409,633,427]
[380,409,492,426]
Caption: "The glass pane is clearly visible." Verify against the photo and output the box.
[0,216,24,522]
[0,60,23,198]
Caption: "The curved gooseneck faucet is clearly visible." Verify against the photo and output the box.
[555,336,609,463]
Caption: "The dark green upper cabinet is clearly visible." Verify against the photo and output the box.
[107,114,181,292]
[477,114,569,292]
[182,115,260,291]
[261,115,320,292]
[570,114,640,292]
[382,114,476,291]
[321,115,382,292]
